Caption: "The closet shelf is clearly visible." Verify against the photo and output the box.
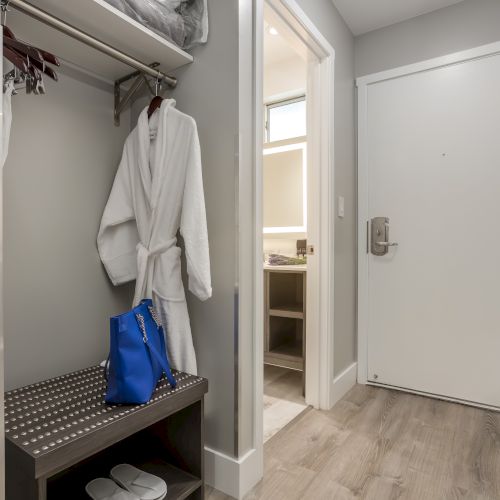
[8,0,193,82]
[265,338,304,371]
[269,304,304,319]
[269,339,303,359]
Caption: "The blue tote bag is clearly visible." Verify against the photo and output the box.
[105,299,177,404]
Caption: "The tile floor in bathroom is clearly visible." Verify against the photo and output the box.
[262,365,308,442]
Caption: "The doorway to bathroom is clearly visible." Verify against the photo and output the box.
[257,0,336,444]
[262,23,308,440]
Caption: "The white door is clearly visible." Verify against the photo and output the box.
[359,47,500,408]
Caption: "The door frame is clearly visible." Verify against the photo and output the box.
[357,41,500,386]
[255,0,336,412]
[233,1,335,495]
[0,26,5,498]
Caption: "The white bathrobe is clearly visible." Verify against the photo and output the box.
[98,99,212,374]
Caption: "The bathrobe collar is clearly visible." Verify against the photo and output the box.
[137,99,176,209]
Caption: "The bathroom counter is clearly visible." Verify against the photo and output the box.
[264,263,307,272]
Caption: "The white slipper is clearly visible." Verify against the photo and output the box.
[110,464,167,500]
[86,478,140,500]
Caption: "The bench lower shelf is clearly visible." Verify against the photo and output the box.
[48,458,202,500]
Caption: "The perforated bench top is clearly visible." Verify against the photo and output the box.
[5,366,208,477]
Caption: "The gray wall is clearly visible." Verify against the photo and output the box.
[4,67,133,390]
[169,0,238,458]
[131,0,239,458]
[295,0,357,376]
[355,0,500,77]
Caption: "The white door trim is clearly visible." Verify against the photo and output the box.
[0,27,5,498]
[357,41,500,386]
[357,41,500,87]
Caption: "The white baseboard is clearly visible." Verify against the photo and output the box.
[205,446,262,499]
[330,362,357,407]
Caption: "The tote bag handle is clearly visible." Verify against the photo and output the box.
[136,313,177,389]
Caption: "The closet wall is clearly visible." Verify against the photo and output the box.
[4,66,134,390]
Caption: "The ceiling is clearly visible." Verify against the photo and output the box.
[264,20,303,67]
[332,0,465,35]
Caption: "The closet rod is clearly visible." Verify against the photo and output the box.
[4,0,177,88]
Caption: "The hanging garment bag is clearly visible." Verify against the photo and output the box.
[105,299,177,404]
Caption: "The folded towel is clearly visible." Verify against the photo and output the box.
[268,254,307,266]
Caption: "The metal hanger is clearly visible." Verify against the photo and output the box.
[147,72,164,119]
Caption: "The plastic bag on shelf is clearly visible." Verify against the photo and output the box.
[104,0,208,50]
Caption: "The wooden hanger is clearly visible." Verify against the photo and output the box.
[4,35,44,65]
[37,48,60,67]
[147,96,163,119]
[27,57,58,81]
[3,45,43,85]
[3,46,29,74]
[3,34,56,81]
[4,25,60,66]
[4,36,58,81]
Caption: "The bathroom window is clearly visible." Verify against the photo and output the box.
[265,96,306,142]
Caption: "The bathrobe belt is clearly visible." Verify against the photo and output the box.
[133,238,177,306]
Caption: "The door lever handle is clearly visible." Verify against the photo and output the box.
[371,217,398,255]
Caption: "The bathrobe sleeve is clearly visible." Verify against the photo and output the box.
[180,120,212,301]
[97,143,139,286]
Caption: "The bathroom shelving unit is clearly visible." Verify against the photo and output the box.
[264,266,306,372]
[5,366,208,500]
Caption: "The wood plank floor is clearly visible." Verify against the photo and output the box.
[207,384,500,499]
